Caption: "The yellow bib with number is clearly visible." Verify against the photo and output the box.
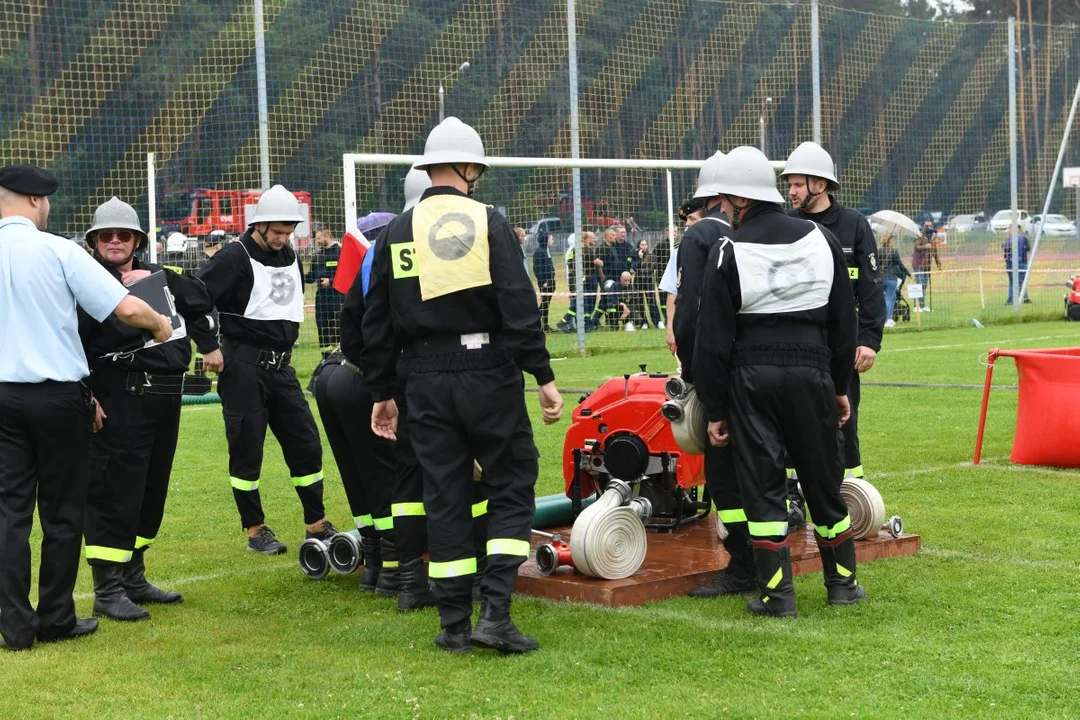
[410,194,490,301]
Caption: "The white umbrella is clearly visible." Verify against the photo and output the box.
[870,210,920,236]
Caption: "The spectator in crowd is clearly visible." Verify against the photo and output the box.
[878,232,910,327]
[556,230,599,333]
[633,238,663,330]
[617,271,636,330]
[1003,224,1032,305]
[305,227,343,358]
[532,232,555,331]
[912,221,941,312]
[514,226,528,277]
[604,224,636,279]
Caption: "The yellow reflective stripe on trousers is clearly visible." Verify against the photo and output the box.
[373,516,393,531]
[844,465,865,479]
[230,476,259,492]
[292,471,323,487]
[382,560,399,569]
[134,536,154,550]
[392,502,425,517]
[748,521,789,537]
[354,514,373,529]
[85,545,132,563]
[717,508,747,524]
[814,515,852,540]
[471,500,488,518]
[487,538,530,557]
[429,557,477,578]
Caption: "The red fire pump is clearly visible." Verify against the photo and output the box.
[562,367,707,531]
[1066,275,1080,321]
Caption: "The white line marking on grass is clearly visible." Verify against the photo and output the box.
[889,335,1059,353]
[73,561,293,601]
[920,546,1080,571]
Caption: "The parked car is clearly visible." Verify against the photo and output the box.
[989,209,1031,232]
[1030,213,1077,236]
[915,210,945,227]
[946,213,988,233]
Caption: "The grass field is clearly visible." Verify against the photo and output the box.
[3,321,1080,718]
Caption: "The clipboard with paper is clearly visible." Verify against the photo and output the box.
[127,270,187,348]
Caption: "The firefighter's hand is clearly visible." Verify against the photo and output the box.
[539,382,564,425]
[666,327,676,354]
[320,278,330,288]
[202,349,224,374]
[594,258,604,268]
[152,314,173,344]
[371,399,399,440]
[837,395,851,427]
[708,420,729,447]
[854,346,877,373]
[121,269,153,286]
[92,400,106,433]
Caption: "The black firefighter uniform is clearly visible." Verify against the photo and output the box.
[197,232,324,529]
[361,187,553,633]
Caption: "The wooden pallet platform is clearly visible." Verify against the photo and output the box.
[516,514,920,608]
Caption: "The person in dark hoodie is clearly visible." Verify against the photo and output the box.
[78,197,220,622]
[532,232,556,332]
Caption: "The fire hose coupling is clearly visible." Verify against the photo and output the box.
[664,376,690,401]
[298,532,363,579]
[664,387,709,456]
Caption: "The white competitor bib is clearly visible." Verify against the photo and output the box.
[733,226,834,315]
[239,243,304,323]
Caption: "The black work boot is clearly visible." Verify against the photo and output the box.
[689,528,756,597]
[818,532,867,606]
[92,564,150,622]
[247,525,287,555]
[358,535,381,592]
[471,603,539,654]
[123,549,183,605]
[397,558,437,612]
[375,536,400,598]
[746,541,798,618]
[434,619,473,654]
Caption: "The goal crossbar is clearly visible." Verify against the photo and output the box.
[342,153,784,232]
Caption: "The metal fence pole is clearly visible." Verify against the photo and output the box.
[568,0,585,355]
[1008,17,1019,312]
[666,170,675,252]
[811,0,821,144]
[254,0,271,190]
[1020,73,1080,303]
[147,152,157,264]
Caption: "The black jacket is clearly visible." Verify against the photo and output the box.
[78,255,218,374]
[790,197,885,352]
[673,206,731,383]
[533,242,555,289]
[196,231,305,352]
[360,186,554,402]
[602,240,637,279]
[305,243,342,303]
[692,204,857,422]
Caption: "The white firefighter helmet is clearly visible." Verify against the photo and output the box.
[250,184,305,225]
[402,166,432,211]
[165,232,188,253]
[693,150,728,199]
[779,141,840,191]
[714,146,785,204]
[85,196,148,250]
[413,117,489,170]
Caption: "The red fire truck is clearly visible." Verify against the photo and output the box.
[157,188,314,241]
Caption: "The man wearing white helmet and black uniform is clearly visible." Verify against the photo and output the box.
[675,151,757,600]
[78,197,220,622]
[782,142,885,499]
[693,146,860,618]
[362,118,563,655]
[197,185,334,555]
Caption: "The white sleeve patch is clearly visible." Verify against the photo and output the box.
[733,227,834,314]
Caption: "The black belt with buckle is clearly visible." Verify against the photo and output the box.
[124,372,185,396]
[225,342,292,371]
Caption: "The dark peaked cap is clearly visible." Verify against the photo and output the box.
[0,164,59,197]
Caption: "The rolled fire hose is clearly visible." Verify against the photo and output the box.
[840,478,888,539]
[569,479,651,580]
[661,385,708,456]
